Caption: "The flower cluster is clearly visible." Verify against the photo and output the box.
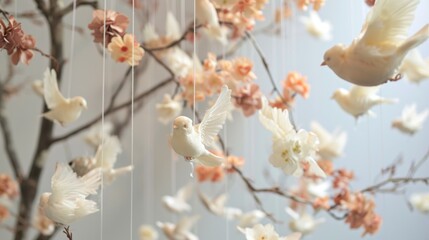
[0,16,36,65]
[88,9,144,66]
[0,174,19,199]
[271,71,310,110]
[240,223,301,240]
[214,0,269,39]
[196,153,245,183]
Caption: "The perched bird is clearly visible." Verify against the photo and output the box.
[310,121,347,160]
[42,68,87,126]
[332,85,398,119]
[157,215,200,240]
[399,49,429,84]
[322,0,429,86]
[392,104,429,135]
[70,136,133,185]
[195,0,228,45]
[300,11,332,41]
[170,85,232,167]
[198,192,242,220]
[39,163,101,225]
[162,183,193,213]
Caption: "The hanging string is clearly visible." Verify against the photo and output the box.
[193,0,197,123]
[130,0,136,238]
[100,0,107,239]
[66,0,77,97]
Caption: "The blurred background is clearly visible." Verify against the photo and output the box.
[0,0,428,239]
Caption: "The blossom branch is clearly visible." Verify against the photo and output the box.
[62,226,73,240]
[58,0,98,17]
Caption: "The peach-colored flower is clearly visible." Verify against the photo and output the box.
[283,71,310,99]
[180,73,207,105]
[196,166,225,182]
[313,196,330,210]
[234,83,262,117]
[365,0,375,7]
[0,205,9,222]
[0,174,19,199]
[205,72,225,95]
[88,10,129,46]
[225,155,245,173]
[0,16,35,65]
[363,213,382,236]
[275,5,293,23]
[231,58,256,82]
[203,52,218,72]
[333,169,354,189]
[108,34,144,66]
[297,0,311,10]
[312,0,325,11]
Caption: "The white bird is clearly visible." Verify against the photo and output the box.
[322,0,429,86]
[162,183,193,213]
[32,80,44,96]
[170,85,232,167]
[70,136,133,185]
[83,121,114,148]
[237,210,266,228]
[310,121,347,160]
[286,208,325,236]
[392,104,429,135]
[42,68,87,126]
[157,215,199,240]
[300,11,332,41]
[199,192,242,220]
[196,0,228,45]
[39,163,101,225]
[332,85,398,119]
[399,49,429,84]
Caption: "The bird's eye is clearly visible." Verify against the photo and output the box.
[326,57,331,61]
[183,124,188,128]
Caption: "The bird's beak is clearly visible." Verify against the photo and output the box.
[173,124,178,129]
[320,61,327,66]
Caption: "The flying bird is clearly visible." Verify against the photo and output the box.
[399,49,429,84]
[322,0,429,86]
[157,215,200,240]
[70,136,133,185]
[392,104,429,135]
[195,0,228,45]
[198,192,242,220]
[310,121,347,160]
[42,68,87,126]
[39,163,101,225]
[162,183,193,213]
[170,85,232,167]
[331,85,397,119]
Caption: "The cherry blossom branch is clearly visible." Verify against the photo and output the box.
[59,0,98,17]
[62,226,73,240]
[0,84,23,181]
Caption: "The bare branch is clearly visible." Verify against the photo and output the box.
[59,0,97,17]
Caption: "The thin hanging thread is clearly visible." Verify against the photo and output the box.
[193,0,197,123]
[130,0,136,238]
[66,0,77,97]
[100,0,107,239]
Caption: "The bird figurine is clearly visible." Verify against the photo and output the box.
[392,104,429,135]
[322,0,429,86]
[39,163,101,225]
[69,136,133,185]
[42,68,87,126]
[162,183,193,213]
[157,215,200,240]
[310,121,347,160]
[332,85,398,119]
[399,49,429,84]
[195,0,228,45]
[170,85,232,167]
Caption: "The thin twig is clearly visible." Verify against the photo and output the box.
[62,226,72,240]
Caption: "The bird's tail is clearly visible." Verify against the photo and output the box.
[377,98,399,105]
[75,199,99,219]
[195,152,225,167]
[398,24,429,54]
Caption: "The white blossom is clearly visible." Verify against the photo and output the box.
[410,193,429,213]
[139,224,159,240]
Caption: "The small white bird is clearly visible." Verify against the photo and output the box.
[42,68,87,126]
[70,136,133,185]
[196,0,228,45]
[332,85,398,119]
[310,121,347,160]
[322,0,429,86]
[392,104,429,135]
[286,208,325,236]
[39,163,101,225]
[162,183,193,213]
[199,192,242,220]
[237,210,266,228]
[170,85,232,167]
[83,121,114,148]
[399,49,429,84]
[157,215,200,240]
[300,11,332,41]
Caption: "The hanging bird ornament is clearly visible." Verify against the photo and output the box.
[322,0,429,86]
[170,85,232,167]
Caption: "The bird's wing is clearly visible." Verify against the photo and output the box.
[197,85,232,147]
[94,136,122,169]
[166,11,181,40]
[177,182,193,201]
[359,0,419,47]
[332,130,347,154]
[310,122,331,146]
[282,233,302,240]
[259,96,295,139]
[415,109,429,125]
[43,68,67,109]
[213,193,227,208]
[174,215,199,235]
[50,163,100,203]
[349,85,379,99]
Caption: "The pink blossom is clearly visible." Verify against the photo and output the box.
[0,174,19,199]
[88,9,129,46]
[234,83,262,117]
[107,34,144,66]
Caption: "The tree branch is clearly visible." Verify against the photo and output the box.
[58,0,97,17]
